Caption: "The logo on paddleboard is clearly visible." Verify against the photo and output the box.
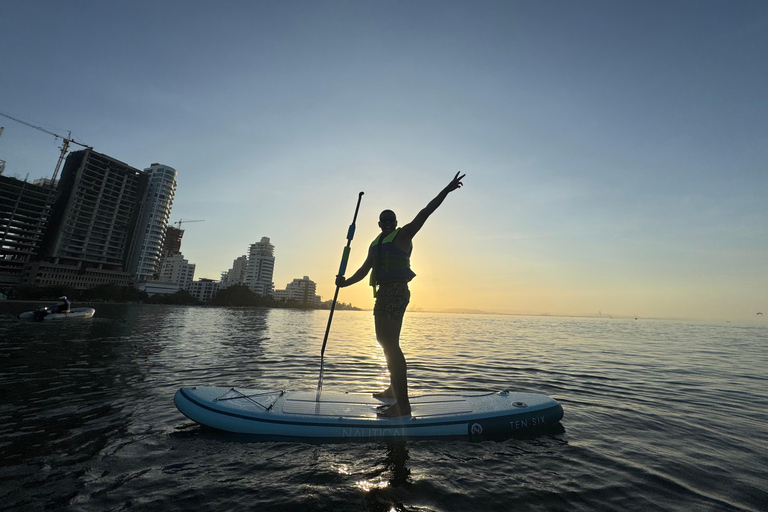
[470,423,483,435]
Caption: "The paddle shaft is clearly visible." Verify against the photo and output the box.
[316,191,364,401]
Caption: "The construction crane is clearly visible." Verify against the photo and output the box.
[0,111,91,182]
[172,219,205,229]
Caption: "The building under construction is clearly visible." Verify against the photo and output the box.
[163,225,184,256]
[23,149,149,288]
[0,174,58,287]
[1,111,188,291]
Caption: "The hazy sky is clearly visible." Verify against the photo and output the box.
[1,1,766,321]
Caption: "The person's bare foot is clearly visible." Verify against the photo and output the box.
[373,387,395,399]
[377,401,411,417]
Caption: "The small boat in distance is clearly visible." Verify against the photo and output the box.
[18,306,95,321]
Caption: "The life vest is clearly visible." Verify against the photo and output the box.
[369,228,416,295]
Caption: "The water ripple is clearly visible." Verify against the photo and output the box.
[1,304,766,511]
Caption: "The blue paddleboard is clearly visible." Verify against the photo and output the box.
[174,387,563,439]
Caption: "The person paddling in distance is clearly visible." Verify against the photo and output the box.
[57,296,71,314]
[336,172,466,417]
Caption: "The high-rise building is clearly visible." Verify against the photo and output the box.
[220,254,248,289]
[131,164,177,281]
[244,237,274,296]
[0,175,58,286]
[275,276,321,306]
[159,252,195,290]
[25,149,148,288]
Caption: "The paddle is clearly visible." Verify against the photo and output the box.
[316,191,364,402]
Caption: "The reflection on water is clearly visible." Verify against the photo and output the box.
[1,303,766,511]
[348,442,411,494]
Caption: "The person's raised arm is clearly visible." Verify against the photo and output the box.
[399,172,465,241]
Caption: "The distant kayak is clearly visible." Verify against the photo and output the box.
[18,307,95,321]
[174,387,564,440]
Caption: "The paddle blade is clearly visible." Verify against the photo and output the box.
[315,363,324,401]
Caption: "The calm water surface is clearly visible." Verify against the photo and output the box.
[0,303,766,511]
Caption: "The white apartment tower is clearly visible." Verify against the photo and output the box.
[220,254,248,289]
[159,253,195,290]
[134,164,177,280]
[244,237,275,296]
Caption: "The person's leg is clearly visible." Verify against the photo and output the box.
[375,315,411,417]
[375,314,406,395]
[372,283,412,417]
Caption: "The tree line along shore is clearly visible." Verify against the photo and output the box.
[4,283,360,310]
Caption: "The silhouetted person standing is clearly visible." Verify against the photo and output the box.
[337,172,465,417]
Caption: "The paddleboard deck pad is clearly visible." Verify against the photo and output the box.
[174,387,563,439]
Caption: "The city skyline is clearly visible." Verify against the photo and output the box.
[1,149,324,304]
[1,2,766,321]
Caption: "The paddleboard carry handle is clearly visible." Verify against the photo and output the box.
[316,191,364,402]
